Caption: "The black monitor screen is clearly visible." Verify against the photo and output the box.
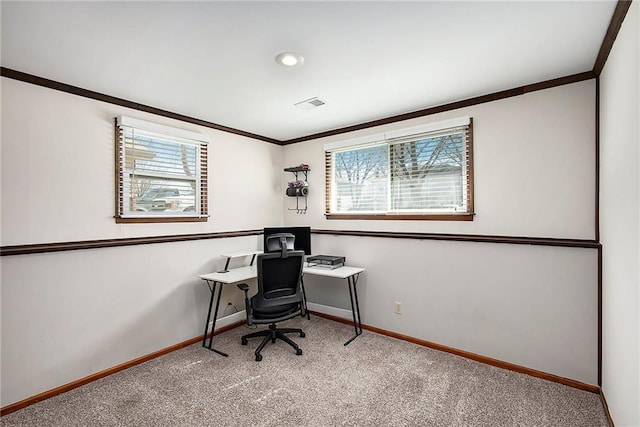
[263,226,311,255]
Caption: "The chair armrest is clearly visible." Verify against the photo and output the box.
[236,283,252,325]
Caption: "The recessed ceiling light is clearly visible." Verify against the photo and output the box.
[275,51,304,67]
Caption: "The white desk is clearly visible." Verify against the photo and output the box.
[219,251,262,271]
[199,263,365,355]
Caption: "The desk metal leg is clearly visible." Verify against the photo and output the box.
[344,273,363,346]
[202,280,229,357]
[300,277,311,320]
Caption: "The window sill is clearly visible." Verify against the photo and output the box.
[325,213,474,221]
[115,216,208,224]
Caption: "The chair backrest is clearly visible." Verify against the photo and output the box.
[256,234,304,309]
[265,233,295,258]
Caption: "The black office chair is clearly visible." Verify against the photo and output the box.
[237,233,306,361]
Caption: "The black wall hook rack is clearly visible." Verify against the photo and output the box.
[285,165,310,214]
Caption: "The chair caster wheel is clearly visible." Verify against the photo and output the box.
[241,338,248,345]
[255,354,262,361]
[300,332,306,338]
[296,349,303,356]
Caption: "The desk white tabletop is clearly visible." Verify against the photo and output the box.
[303,264,365,279]
[199,265,257,284]
[199,263,364,283]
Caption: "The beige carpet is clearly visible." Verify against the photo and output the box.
[1,316,608,426]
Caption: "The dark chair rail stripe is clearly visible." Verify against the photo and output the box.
[311,229,600,249]
[0,230,264,256]
[1,229,599,256]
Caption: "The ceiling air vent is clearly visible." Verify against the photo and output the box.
[294,97,325,110]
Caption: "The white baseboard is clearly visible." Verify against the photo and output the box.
[306,302,352,320]
[211,310,246,330]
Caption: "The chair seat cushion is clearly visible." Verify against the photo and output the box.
[251,290,300,319]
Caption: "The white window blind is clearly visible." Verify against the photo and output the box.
[326,117,473,218]
[115,116,209,222]
[331,142,389,213]
[389,125,469,213]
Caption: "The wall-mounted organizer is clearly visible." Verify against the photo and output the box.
[284,165,310,214]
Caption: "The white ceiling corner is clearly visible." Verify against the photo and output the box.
[0,1,617,141]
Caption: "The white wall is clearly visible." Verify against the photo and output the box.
[0,236,260,408]
[599,2,640,426]
[305,234,598,384]
[0,77,283,244]
[284,81,600,385]
[0,78,282,407]
[0,72,602,408]
[284,80,596,240]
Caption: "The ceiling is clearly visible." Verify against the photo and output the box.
[1,1,617,142]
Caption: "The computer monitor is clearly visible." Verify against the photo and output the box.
[263,226,311,255]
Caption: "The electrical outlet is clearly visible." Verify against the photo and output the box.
[395,302,402,315]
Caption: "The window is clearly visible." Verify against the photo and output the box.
[325,117,473,220]
[115,116,209,223]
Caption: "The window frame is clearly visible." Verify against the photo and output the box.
[325,117,474,221]
[114,116,209,224]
